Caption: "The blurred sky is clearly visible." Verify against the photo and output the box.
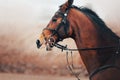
[0,0,120,28]
[0,0,120,54]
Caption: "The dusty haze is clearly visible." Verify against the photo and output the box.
[0,0,120,53]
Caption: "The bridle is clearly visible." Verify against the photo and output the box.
[42,8,70,45]
[42,6,120,80]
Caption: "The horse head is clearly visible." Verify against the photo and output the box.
[36,0,74,50]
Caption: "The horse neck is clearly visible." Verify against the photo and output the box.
[68,8,119,74]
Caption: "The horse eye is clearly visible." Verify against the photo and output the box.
[52,18,57,22]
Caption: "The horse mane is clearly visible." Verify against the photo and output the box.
[71,6,119,39]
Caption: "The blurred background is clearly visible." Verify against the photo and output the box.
[0,0,120,80]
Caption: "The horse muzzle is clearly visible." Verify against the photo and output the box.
[36,37,55,50]
[36,33,57,51]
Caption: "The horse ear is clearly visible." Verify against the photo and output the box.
[68,0,73,7]
[60,0,74,12]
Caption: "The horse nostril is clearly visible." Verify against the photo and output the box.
[36,39,41,49]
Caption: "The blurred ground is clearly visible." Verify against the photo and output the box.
[0,44,87,76]
[0,73,89,80]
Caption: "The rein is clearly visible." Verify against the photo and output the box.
[54,43,118,51]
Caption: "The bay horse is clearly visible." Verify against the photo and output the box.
[36,0,120,80]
